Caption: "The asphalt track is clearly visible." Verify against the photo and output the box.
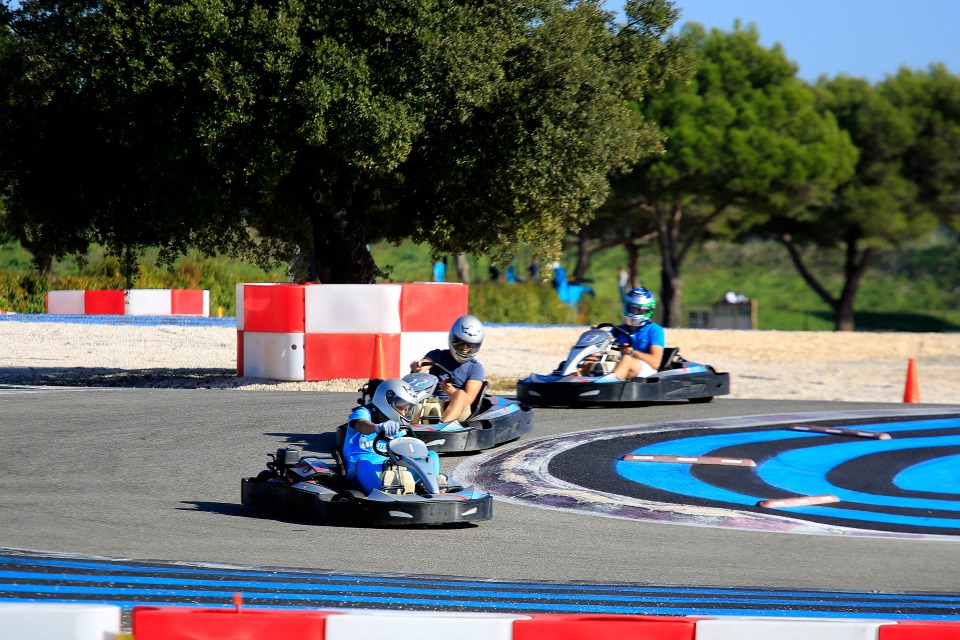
[1,388,960,618]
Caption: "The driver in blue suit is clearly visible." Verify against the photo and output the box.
[596,287,665,381]
[409,314,485,423]
[344,378,441,493]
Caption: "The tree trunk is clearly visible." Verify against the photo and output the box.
[308,186,379,284]
[625,241,640,291]
[655,203,683,328]
[779,232,873,332]
[455,253,469,283]
[573,229,591,281]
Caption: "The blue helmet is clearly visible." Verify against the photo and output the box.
[622,288,656,327]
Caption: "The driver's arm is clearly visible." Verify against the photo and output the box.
[628,343,664,370]
[410,357,433,373]
[441,378,483,422]
[349,418,378,435]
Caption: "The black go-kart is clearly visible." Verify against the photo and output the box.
[516,323,730,406]
[358,370,534,454]
[241,426,492,526]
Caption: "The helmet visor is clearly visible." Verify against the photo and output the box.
[624,303,653,317]
[451,337,480,359]
[392,397,416,423]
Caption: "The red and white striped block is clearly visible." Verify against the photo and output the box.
[45,290,210,316]
[129,606,960,640]
[236,282,469,381]
[0,603,121,640]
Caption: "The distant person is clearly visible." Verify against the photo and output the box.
[409,315,486,423]
[489,265,500,281]
[433,257,446,282]
[528,257,540,280]
[551,261,566,290]
[506,262,516,283]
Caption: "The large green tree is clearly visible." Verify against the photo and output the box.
[604,22,856,326]
[762,69,956,331]
[0,0,688,283]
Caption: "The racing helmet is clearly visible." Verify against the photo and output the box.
[622,287,656,327]
[372,378,418,425]
[448,314,484,363]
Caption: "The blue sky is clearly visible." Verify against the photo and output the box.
[619,0,960,83]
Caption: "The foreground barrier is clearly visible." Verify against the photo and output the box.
[46,289,210,316]
[236,282,468,381]
[127,605,960,640]
[0,603,121,640]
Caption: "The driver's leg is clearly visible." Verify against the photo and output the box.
[350,455,389,493]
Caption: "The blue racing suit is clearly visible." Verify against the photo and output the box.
[344,404,441,493]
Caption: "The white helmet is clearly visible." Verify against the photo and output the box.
[448,314,484,363]
[372,378,418,425]
[622,287,656,327]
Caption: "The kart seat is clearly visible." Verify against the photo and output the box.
[413,398,444,424]
[381,467,416,494]
[658,347,680,371]
[466,380,489,421]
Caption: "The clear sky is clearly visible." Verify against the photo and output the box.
[623,0,960,83]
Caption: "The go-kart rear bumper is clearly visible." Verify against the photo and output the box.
[516,370,730,406]
[412,404,534,453]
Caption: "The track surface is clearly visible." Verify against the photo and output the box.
[1,389,959,617]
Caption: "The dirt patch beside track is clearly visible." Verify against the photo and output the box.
[0,321,957,404]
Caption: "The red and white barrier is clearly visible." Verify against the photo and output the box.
[45,289,210,316]
[128,606,960,640]
[0,603,121,640]
[236,282,468,381]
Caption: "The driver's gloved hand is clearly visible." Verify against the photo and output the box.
[377,420,401,437]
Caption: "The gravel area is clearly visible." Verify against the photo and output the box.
[1,321,958,404]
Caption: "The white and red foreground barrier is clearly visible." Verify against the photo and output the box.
[3,602,959,639]
[130,606,960,640]
[236,282,468,381]
[0,603,122,640]
[45,289,210,316]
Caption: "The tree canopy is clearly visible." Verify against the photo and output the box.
[0,0,690,283]
[756,68,958,331]
[603,22,856,326]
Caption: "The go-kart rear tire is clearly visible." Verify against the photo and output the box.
[688,395,714,404]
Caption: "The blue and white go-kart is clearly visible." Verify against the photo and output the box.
[241,426,492,526]
[516,323,730,405]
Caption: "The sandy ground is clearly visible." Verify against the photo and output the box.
[0,321,958,404]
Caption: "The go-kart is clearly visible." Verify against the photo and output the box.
[241,426,492,526]
[357,369,534,454]
[516,323,730,405]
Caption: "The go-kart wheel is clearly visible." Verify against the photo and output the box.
[371,425,415,457]
[688,395,714,404]
[255,470,274,482]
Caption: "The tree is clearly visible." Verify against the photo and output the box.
[0,0,242,279]
[0,0,689,283]
[881,65,960,234]
[762,72,949,331]
[604,22,856,326]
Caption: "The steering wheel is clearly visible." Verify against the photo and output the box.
[420,360,453,377]
[371,425,414,457]
[595,322,632,352]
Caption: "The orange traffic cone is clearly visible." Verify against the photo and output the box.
[903,358,920,403]
[373,334,386,380]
